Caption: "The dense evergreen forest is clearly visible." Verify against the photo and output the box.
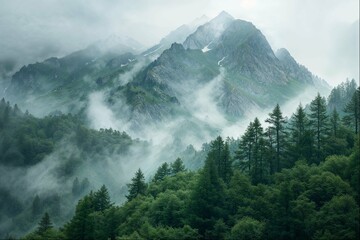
[0,99,147,237]
[0,98,137,168]
[14,86,359,240]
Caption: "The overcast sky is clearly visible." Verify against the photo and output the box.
[0,0,358,86]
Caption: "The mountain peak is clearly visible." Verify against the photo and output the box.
[217,11,234,20]
[210,11,234,25]
[190,15,209,27]
[169,43,185,52]
[183,11,234,50]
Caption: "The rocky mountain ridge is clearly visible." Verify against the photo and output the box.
[4,11,330,133]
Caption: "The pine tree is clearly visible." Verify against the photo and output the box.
[288,104,313,164]
[266,104,286,172]
[265,127,276,174]
[236,118,268,183]
[170,158,186,175]
[330,108,341,137]
[190,154,225,235]
[65,192,95,240]
[37,212,53,235]
[235,122,255,172]
[222,142,232,184]
[153,162,171,182]
[126,169,147,201]
[206,136,233,184]
[250,118,267,184]
[343,87,360,134]
[93,185,112,212]
[309,93,329,163]
[208,136,225,178]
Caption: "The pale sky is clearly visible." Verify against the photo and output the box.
[0,0,358,86]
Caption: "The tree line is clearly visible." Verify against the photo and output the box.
[20,89,360,240]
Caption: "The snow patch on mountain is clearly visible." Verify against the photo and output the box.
[202,41,213,52]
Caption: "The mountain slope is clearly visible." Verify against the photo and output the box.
[5,42,139,115]
[5,11,330,132]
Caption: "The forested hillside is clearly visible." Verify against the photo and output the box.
[18,88,360,240]
[0,99,146,237]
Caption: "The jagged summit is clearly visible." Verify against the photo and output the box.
[190,14,209,27]
[6,11,330,123]
[160,15,210,45]
[168,42,185,52]
[214,11,234,21]
[183,11,234,50]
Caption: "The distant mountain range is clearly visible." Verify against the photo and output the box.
[4,11,330,138]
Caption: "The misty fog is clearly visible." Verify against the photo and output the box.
[0,1,358,238]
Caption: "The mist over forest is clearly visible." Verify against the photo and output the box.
[0,2,359,240]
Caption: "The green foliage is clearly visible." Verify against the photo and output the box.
[307,171,353,208]
[21,212,65,240]
[126,169,147,201]
[288,104,314,165]
[171,157,186,175]
[153,162,171,182]
[204,136,233,184]
[309,93,329,163]
[343,87,360,134]
[0,99,134,167]
[230,217,265,240]
[15,90,360,240]
[327,78,357,114]
[266,104,287,172]
[190,155,226,235]
[36,212,52,235]
[118,224,199,240]
[313,195,359,239]
[64,186,113,240]
[41,137,359,240]
[93,185,112,212]
[149,190,186,227]
[236,118,269,184]
[22,228,65,240]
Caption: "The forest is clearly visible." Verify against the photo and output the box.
[11,84,359,240]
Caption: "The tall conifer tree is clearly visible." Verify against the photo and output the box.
[266,104,286,172]
[309,93,329,163]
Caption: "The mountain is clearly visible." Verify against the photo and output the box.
[109,12,330,125]
[276,48,330,90]
[160,15,209,45]
[5,39,140,115]
[5,11,330,133]
[0,11,340,239]
[183,11,234,50]
[0,59,17,99]
[141,15,209,58]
